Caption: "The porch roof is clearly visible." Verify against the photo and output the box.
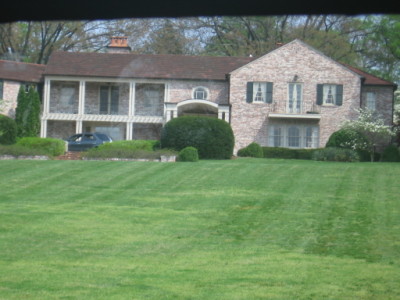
[45,51,254,81]
[0,60,45,83]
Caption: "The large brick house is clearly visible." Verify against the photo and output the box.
[1,39,396,152]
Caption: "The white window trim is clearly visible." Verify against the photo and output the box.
[252,82,267,103]
[322,84,337,105]
[192,86,209,100]
[287,83,303,113]
[268,124,319,148]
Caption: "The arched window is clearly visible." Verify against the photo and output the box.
[193,87,208,100]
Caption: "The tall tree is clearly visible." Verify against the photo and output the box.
[355,15,400,84]
[141,19,188,55]
[15,85,41,137]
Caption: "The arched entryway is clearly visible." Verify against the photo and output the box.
[165,100,230,123]
[177,100,218,118]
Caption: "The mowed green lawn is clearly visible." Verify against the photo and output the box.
[0,159,399,299]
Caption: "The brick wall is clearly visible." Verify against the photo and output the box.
[361,86,394,125]
[229,40,362,152]
[0,80,20,118]
[167,79,228,104]
[47,120,76,139]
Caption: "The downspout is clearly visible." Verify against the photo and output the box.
[392,83,398,127]
[226,73,232,124]
[359,76,365,109]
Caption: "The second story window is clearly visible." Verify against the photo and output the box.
[193,87,208,100]
[100,85,119,115]
[317,84,343,106]
[246,82,273,103]
[366,92,376,110]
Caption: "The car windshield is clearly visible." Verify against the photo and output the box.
[96,133,111,141]
[69,134,82,142]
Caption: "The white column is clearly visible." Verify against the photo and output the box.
[76,120,82,134]
[78,80,86,115]
[43,78,51,114]
[218,105,230,122]
[126,122,133,140]
[129,81,135,117]
[40,119,47,138]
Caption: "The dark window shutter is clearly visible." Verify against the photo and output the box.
[99,86,109,114]
[110,86,119,114]
[246,82,253,103]
[336,85,343,106]
[316,84,323,105]
[0,80,3,99]
[266,82,273,103]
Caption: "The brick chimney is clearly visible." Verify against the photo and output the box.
[106,37,131,53]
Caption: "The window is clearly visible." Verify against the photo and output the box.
[304,127,319,148]
[100,85,119,115]
[366,92,376,111]
[269,125,319,148]
[246,82,273,103]
[288,126,300,147]
[269,126,283,147]
[288,83,302,113]
[193,87,208,100]
[317,84,343,106]
[60,86,76,106]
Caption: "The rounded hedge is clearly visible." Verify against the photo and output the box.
[237,142,263,158]
[326,128,368,150]
[0,114,17,145]
[178,146,199,162]
[160,116,234,159]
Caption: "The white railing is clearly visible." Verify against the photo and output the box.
[271,101,320,114]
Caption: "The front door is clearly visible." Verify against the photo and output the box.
[288,83,302,113]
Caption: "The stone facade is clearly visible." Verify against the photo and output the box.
[229,40,364,151]
[85,82,130,115]
[46,120,76,139]
[167,79,228,105]
[361,86,394,125]
[0,80,21,118]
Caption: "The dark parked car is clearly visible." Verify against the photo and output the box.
[66,132,112,151]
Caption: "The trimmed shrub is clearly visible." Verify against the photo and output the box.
[160,116,234,159]
[96,140,159,152]
[0,114,17,145]
[17,137,66,157]
[237,142,263,158]
[381,144,400,162]
[326,128,374,162]
[262,147,317,160]
[312,147,360,162]
[0,144,49,156]
[178,146,199,162]
[326,128,369,149]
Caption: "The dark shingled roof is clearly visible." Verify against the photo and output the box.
[0,60,45,83]
[45,51,255,81]
[44,51,396,89]
[343,64,396,87]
